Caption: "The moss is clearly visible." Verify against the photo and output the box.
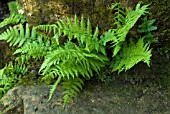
[19,0,116,34]
[0,41,13,69]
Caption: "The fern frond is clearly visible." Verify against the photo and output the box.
[34,24,58,35]
[48,75,62,101]
[0,62,27,98]
[112,38,152,73]
[137,16,157,43]
[112,3,126,28]
[0,24,35,47]
[62,77,84,108]
[39,42,108,79]
[101,3,149,57]
[56,15,104,53]
[0,1,26,28]
[14,36,51,65]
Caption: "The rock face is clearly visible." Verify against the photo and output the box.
[0,81,170,114]
[18,0,170,48]
[18,0,117,33]
[0,85,67,114]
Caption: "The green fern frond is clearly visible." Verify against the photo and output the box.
[0,24,35,47]
[0,62,27,98]
[101,3,149,57]
[8,1,20,16]
[0,1,26,28]
[62,77,84,108]
[34,16,106,54]
[14,36,51,65]
[35,24,58,35]
[56,15,104,53]
[138,17,157,32]
[40,42,108,79]
[112,3,126,28]
[48,75,62,101]
[137,16,157,43]
[112,38,152,73]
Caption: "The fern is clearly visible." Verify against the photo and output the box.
[100,3,153,73]
[137,16,158,43]
[40,42,108,78]
[14,35,52,65]
[0,24,36,47]
[101,3,149,56]
[35,15,106,54]
[0,62,27,98]
[36,16,109,107]
[112,38,152,73]
[62,77,84,108]
[0,2,154,108]
[110,3,126,28]
[0,1,26,28]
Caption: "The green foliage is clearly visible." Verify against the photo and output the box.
[0,62,27,98]
[62,77,84,108]
[101,3,149,57]
[35,15,106,54]
[0,2,154,108]
[100,3,152,73]
[0,1,26,28]
[37,17,109,107]
[112,38,152,73]
[137,16,158,43]
[0,24,35,47]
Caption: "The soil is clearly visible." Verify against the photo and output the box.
[0,1,170,114]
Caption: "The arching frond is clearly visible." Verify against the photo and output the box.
[62,77,84,109]
[112,38,152,73]
[39,42,108,79]
[0,24,35,47]
[101,3,149,57]
[0,1,26,28]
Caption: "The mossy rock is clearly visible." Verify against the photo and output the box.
[18,0,116,34]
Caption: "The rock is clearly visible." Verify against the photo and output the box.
[0,41,12,69]
[0,85,67,114]
[0,81,169,114]
[18,0,116,33]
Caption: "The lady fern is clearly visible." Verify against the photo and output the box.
[35,15,106,54]
[34,15,109,108]
[0,14,109,107]
[39,42,108,106]
[100,3,152,73]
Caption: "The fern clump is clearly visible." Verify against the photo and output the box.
[37,16,109,107]
[0,2,155,108]
[100,3,152,73]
